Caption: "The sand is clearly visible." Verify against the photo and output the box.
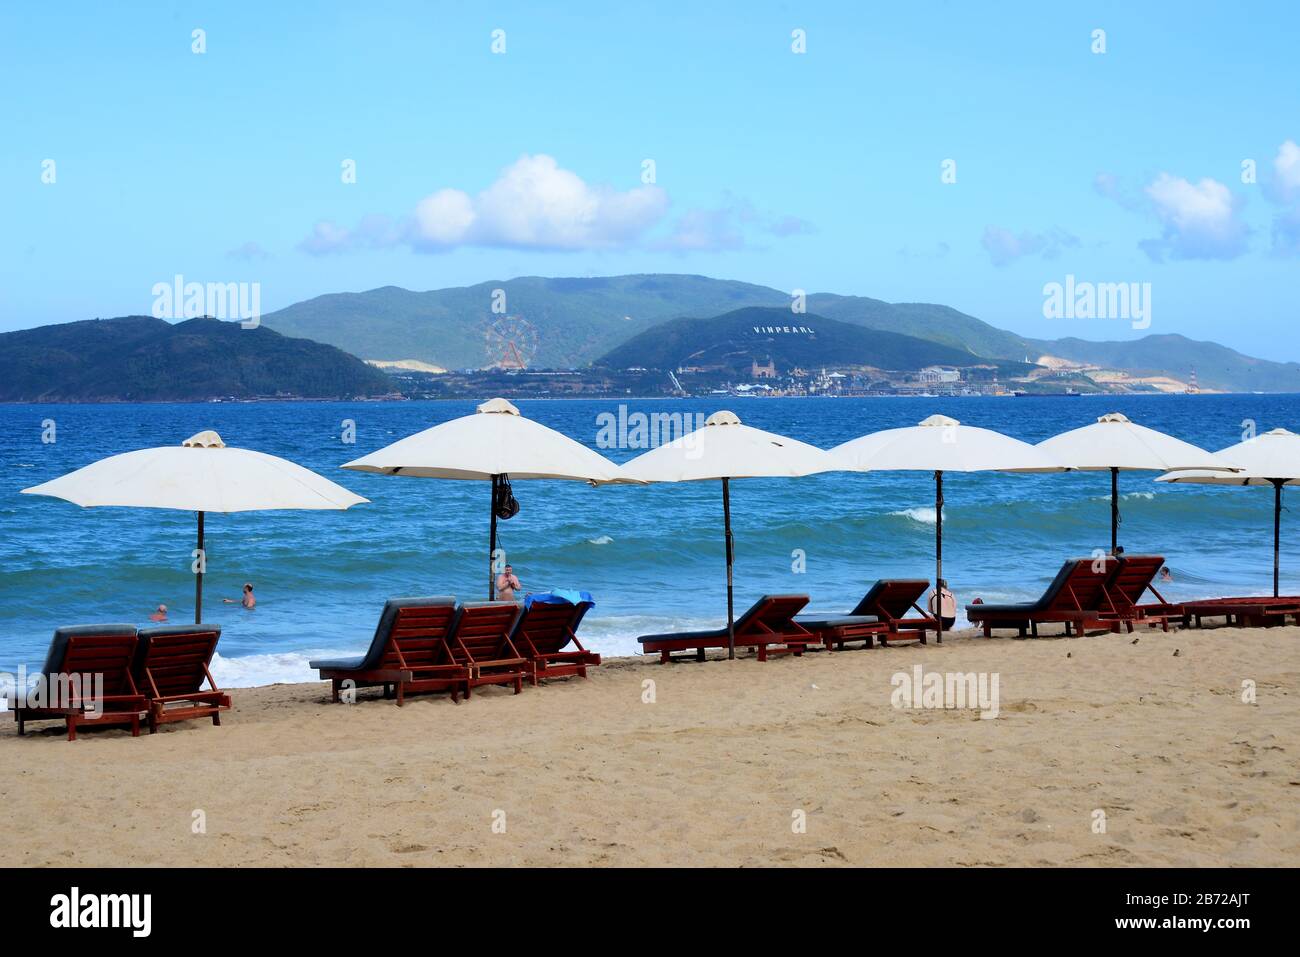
[3,625,1297,867]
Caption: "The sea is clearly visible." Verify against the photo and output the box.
[1,394,1294,689]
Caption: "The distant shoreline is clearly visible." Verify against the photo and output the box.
[1,392,1288,406]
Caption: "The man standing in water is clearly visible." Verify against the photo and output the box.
[496,564,521,602]
[223,583,256,609]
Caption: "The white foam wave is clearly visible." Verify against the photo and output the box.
[587,535,614,545]
[890,506,941,525]
[209,649,357,689]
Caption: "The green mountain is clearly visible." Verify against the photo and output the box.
[1022,334,1300,393]
[240,272,1298,391]
[806,294,1031,359]
[257,274,1053,371]
[596,306,1025,375]
[262,275,788,370]
[0,316,394,401]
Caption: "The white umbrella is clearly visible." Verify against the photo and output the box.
[832,414,1066,640]
[22,430,368,622]
[1037,412,1235,553]
[342,398,621,597]
[1157,427,1300,597]
[614,410,843,658]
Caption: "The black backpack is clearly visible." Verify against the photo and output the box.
[494,474,520,520]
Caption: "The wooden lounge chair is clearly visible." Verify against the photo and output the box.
[134,625,232,732]
[14,625,146,741]
[849,579,939,645]
[637,594,816,663]
[966,557,1121,637]
[310,597,463,705]
[511,592,600,686]
[1100,555,1183,632]
[792,609,885,650]
[448,601,527,698]
[1181,596,1300,628]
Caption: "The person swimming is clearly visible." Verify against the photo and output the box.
[148,603,168,622]
[223,583,256,609]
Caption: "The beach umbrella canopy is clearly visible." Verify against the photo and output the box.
[342,398,621,598]
[22,430,367,622]
[614,410,843,658]
[831,414,1066,640]
[1156,427,1300,597]
[1037,412,1235,553]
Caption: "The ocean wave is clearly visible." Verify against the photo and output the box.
[210,649,348,688]
[587,535,614,545]
[889,507,941,525]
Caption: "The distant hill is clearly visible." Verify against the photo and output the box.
[805,294,1032,359]
[0,316,394,401]
[261,274,1051,372]
[1022,334,1300,393]
[596,306,1025,375]
[262,275,787,370]
[28,274,1299,393]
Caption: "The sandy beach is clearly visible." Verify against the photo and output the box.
[3,624,1297,868]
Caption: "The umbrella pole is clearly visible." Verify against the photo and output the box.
[1111,467,1120,555]
[1274,480,1283,599]
[935,470,944,644]
[723,477,735,660]
[195,510,205,625]
[489,474,498,600]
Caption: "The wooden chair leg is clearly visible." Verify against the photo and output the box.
[396,682,404,707]
[66,715,77,742]
[696,648,705,661]
[331,679,341,703]
[131,715,141,738]
[212,711,222,726]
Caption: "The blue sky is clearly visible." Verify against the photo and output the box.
[3,1,1298,357]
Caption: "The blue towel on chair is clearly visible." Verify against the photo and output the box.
[525,590,594,610]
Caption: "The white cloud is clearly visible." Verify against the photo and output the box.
[1265,140,1300,257]
[412,189,478,247]
[299,220,353,255]
[1272,139,1300,202]
[1093,171,1140,210]
[299,155,812,256]
[980,225,1079,266]
[302,155,668,255]
[1138,173,1249,261]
